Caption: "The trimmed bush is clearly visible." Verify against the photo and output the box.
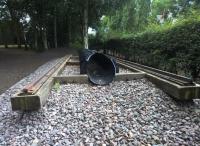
[104,20,200,79]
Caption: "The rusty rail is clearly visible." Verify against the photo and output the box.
[11,55,71,111]
[107,54,194,86]
[22,56,67,95]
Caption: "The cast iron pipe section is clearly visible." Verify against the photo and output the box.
[79,49,118,85]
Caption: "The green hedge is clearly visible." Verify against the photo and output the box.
[104,21,200,79]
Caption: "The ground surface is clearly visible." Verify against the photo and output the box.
[0,58,199,146]
[0,48,77,94]
[60,65,133,76]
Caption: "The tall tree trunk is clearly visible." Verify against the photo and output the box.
[2,28,8,48]
[16,22,22,48]
[7,1,22,48]
[34,28,38,49]
[4,32,8,48]
[42,28,48,50]
[16,32,21,48]
[54,7,58,49]
[83,0,89,49]
[66,15,71,48]
[79,11,84,44]
[23,31,28,50]
[68,15,71,47]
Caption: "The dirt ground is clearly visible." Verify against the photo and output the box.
[0,48,77,94]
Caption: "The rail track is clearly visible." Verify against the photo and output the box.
[22,56,69,95]
[11,55,200,111]
[116,58,194,86]
[11,55,72,111]
[106,55,200,101]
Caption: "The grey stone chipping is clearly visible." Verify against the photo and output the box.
[0,57,199,146]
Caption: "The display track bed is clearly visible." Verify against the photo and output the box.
[60,65,133,76]
[0,56,199,146]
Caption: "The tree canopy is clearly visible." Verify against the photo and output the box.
[0,0,109,50]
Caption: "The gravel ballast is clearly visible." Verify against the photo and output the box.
[0,59,200,146]
[60,65,133,76]
[118,68,133,73]
[60,65,80,76]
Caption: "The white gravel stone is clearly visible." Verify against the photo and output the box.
[60,65,80,76]
[31,138,41,146]
[0,58,199,146]
[118,68,133,73]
